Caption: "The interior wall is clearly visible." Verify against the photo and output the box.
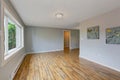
[76,8,120,71]
[70,30,79,49]
[25,27,64,53]
[64,31,70,48]
[0,0,25,80]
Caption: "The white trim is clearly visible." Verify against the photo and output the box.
[69,31,71,49]
[4,15,23,56]
[7,48,18,55]
[3,8,24,64]
[4,15,8,55]
[5,47,24,60]
[80,56,120,72]
[26,49,64,54]
[10,53,26,80]
[1,48,24,66]
[4,8,22,28]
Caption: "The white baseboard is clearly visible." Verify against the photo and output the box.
[10,54,26,80]
[70,48,79,50]
[80,56,120,72]
[26,49,64,54]
[70,47,79,50]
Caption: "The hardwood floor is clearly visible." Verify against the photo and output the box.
[14,49,120,80]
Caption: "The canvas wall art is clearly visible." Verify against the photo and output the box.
[87,26,99,39]
[106,27,120,44]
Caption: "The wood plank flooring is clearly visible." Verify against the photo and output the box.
[14,49,120,80]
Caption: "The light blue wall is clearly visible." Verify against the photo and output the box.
[78,8,120,71]
[25,27,64,53]
[70,30,79,49]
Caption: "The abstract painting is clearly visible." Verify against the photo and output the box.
[87,26,99,39]
[106,27,120,44]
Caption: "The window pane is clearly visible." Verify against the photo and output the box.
[8,22,16,50]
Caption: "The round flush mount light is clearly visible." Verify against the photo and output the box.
[55,13,63,19]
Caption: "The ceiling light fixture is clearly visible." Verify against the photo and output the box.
[55,13,63,19]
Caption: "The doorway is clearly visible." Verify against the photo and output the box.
[64,31,70,51]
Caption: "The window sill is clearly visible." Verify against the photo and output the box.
[5,46,24,60]
[5,48,17,56]
[2,46,24,66]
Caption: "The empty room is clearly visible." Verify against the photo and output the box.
[0,0,120,80]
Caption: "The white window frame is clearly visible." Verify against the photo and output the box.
[4,9,24,60]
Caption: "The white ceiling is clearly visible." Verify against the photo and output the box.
[10,0,120,28]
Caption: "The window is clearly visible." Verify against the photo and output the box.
[4,11,24,58]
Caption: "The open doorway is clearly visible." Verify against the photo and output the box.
[64,31,70,51]
[64,30,80,54]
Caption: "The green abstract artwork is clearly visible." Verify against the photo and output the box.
[87,26,99,39]
[106,27,120,44]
